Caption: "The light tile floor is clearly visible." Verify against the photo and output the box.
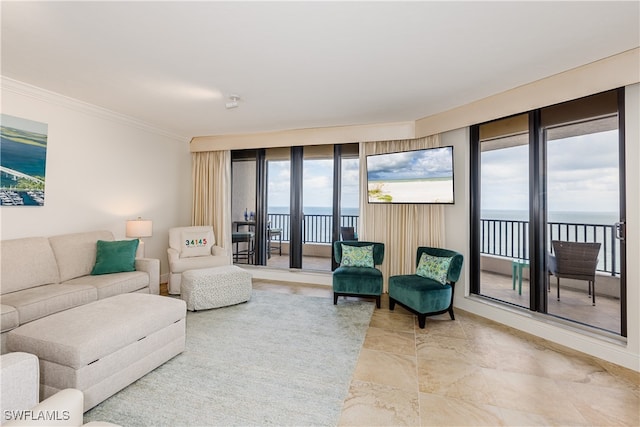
[252,280,639,427]
[252,254,623,333]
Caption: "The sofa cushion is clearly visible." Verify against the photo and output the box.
[1,304,19,333]
[65,271,149,300]
[0,237,60,294]
[169,254,229,274]
[389,274,452,313]
[49,231,114,282]
[7,294,186,369]
[0,284,97,325]
[91,239,139,275]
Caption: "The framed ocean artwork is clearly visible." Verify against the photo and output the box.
[0,114,48,206]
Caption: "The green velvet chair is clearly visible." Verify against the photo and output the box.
[333,240,385,308]
[388,246,464,328]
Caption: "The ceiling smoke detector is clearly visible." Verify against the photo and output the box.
[225,94,240,109]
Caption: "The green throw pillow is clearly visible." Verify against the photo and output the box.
[91,239,139,275]
[341,244,374,268]
[416,253,452,284]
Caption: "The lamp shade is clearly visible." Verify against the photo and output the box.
[126,218,153,238]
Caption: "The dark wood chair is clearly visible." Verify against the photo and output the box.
[267,224,282,258]
[548,240,601,306]
[340,226,355,240]
[232,231,254,264]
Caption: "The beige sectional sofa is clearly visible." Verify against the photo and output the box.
[0,230,160,352]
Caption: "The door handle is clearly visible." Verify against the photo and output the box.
[615,222,625,241]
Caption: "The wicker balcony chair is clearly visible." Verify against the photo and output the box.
[548,240,601,306]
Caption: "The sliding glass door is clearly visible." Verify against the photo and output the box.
[232,143,359,272]
[302,148,334,271]
[266,152,290,268]
[471,89,626,336]
[542,94,624,334]
[478,114,530,308]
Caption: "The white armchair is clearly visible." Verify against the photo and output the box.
[0,352,116,426]
[167,226,230,295]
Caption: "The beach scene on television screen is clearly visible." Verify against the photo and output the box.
[367,147,454,203]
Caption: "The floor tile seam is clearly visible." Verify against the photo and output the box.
[366,324,417,340]
[417,389,525,421]
[359,344,419,362]
[413,322,423,427]
[552,375,640,400]
[355,344,420,393]
[474,366,590,422]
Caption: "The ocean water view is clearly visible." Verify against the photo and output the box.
[269,207,618,225]
[482,209,619,225]
[268,206,359,217]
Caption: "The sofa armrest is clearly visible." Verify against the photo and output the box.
[167,247,180,263]
[134,258,160,295]
[3,388,84,426]
[211,245,228,257]
[1,353,39,419]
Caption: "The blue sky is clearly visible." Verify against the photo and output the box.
[366,146,453,181]
[267,158,360,210]
[481,130,620,214]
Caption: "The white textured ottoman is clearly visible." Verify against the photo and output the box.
[181,265,252,311]
[7,293,186,411]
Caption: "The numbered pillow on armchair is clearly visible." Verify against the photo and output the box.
[180,229,213,258]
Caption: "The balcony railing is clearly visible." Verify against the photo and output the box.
[267,213,358,244]
[481,218,620,276]
[267,213,619,276]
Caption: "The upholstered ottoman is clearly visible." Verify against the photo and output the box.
[181,265,252,311]
[7,293,186,411]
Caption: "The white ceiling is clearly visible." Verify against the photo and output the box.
[2,1,638,140]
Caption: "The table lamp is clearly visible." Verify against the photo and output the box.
[126,217,153,257]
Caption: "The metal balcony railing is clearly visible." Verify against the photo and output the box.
[481,218,620,276]
[267,213,358,244]
[267,213,620,276]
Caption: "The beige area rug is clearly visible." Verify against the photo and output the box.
[83,289,374,426]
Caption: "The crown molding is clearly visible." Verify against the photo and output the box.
[1,76,190,143]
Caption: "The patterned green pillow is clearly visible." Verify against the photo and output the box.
[341,244,374,268]
[416,253,452,284]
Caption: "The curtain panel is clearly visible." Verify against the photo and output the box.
[359,135,445,292]
[191,150,232,260]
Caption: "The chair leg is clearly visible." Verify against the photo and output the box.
[418,314,426,329]
[389,297,396,311]
[448,307,455,320]
[333,293,338,305]
[375,296,381,309]
[557,277,560,301]
[591,281,596,306]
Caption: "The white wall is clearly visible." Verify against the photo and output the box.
[0,78,192,279]
[231,160,256,222]
[443,84,639,372]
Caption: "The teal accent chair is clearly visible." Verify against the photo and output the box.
[388,246,464,328]
[333,240,385,308]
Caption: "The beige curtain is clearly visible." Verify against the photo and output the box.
[359,135,445,292]
[191,150,232,259]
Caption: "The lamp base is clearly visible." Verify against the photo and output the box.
[136,239,145,258]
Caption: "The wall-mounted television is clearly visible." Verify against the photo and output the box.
[366,146,454,204]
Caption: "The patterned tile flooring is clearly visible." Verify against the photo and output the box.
[251,280,639,427]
